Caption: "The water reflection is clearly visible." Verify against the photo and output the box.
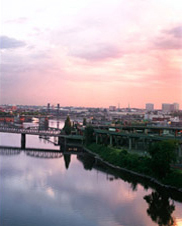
[0,131,182,226]
[63,154,71,169]
[144,191,176,226]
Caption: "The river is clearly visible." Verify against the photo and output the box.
[0,120,182,226]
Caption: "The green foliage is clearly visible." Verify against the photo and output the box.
[149,140,177,178]
[87,144,152,175]
[63,116,72,135]
[84,126,94,144]
[86,143,182,188]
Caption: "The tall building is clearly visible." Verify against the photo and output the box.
[57,103,60,115]
[47,103,50,113]
[146,103,154,111]
[162,103,172,112]
[173,103,179,111]
[162,103,179,112]
[109,106,116,111]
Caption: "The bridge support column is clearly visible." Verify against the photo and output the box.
[21,133,26,149]
[178,144,182,158]
[129,138,132,151]
[100,135,103,143]
[110,135,113,146]
[134,138,137,150]
[96,134,98,144]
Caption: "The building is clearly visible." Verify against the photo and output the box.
[162,103,179,112]
[57,103,60,115]
[162,103,172,112]
[109,106,116,111]
[172,103,179,111]
[146,103,154,111]
[47,103,50,113]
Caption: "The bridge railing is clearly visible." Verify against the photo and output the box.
[0,126,61,135]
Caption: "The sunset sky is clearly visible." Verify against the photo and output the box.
[1,0,182,108]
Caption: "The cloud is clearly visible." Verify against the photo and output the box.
[0,36,26,49]
[154,38,182,49]
[6,17,28,24]
[164,25,182,38]
[69,43,121,61]
[153,25,182,50]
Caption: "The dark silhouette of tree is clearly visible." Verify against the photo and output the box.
[83,118,87,126]
[63,154,71,169]
[84,125,94,144]
[144,191,175,226]
[63,116,72,135]
[78,154,95,170]
[149,140,177,178]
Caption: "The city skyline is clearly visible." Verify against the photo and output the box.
[1,101,180,111]
[1,0,182,108]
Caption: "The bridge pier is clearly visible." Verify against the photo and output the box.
[129,138,132,150]
[109,135,113,146]
[96,134,98,144]
[134,138,138,150]
[178,144,182,158]
[21,133,26,149]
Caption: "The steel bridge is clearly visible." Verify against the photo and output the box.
[0,126,84,149]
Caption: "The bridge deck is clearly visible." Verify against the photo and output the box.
[0,127,83,140]
[94,129,182,141]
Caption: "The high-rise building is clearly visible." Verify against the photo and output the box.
[162,103,179,112]
[109,106,116,111]
[146,103,154,111]
[47,103,50,113]
[173,103,179,111]
[57,103,60,115]
[162,103,172,112]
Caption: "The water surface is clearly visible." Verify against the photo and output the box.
[0,122,182,226]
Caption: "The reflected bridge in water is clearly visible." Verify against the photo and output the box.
[0,146,84,159]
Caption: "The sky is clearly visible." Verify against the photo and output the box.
[1,0,182,108]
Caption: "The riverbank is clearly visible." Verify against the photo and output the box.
[84,144,182,191]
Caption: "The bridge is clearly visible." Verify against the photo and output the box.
[1,125,182,157]
[0,146,84,157]
[94,129,182,157]
[0,147,63,158]
[0,126,84,149]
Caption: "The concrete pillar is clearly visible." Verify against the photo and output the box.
[100,135,103,144]
[144,129,148,134]
[21,133,26,149]
[115,136,119,146]
[96,134,98,144]
[110,135,113,146]
[129,138,132,150]
[134,138,138,150]
[178,144,182,157]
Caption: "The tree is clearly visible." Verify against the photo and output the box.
[149,140,177,178]
[144,191,175,226]
[63,116,72,135]
[84,125,94,144]
[83,118,87,126]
